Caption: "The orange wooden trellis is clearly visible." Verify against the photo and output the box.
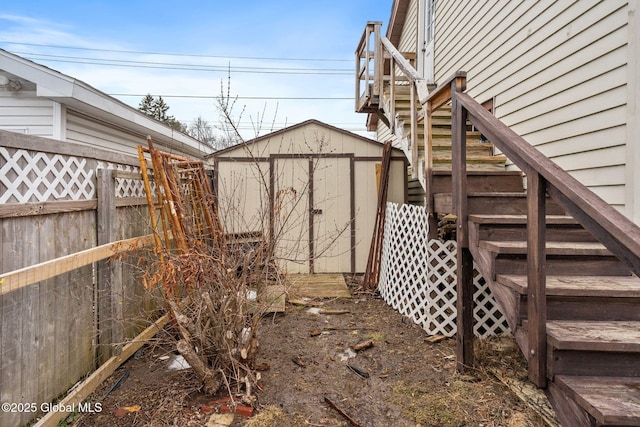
[137,137,225,300]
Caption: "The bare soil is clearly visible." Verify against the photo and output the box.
[71,276,549,427]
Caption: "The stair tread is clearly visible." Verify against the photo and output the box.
[469,214,577,225]
[480,240,611,256]
[547,320,640,352]
[428,140,492,148]
[431,154,507,163]
[432,170,523,177]
[555,375,640,425]
[497,274,640,297]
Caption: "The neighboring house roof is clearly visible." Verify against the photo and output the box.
[0,49,210,159]
[209,119,403,158]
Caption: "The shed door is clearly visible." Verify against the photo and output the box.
[274,157,310,274]
[311,157,352,273]
[273,157,353,273]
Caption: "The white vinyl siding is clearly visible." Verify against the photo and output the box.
[66,112,144,155]
[0,93,54,136]
[67,112,185,157]
[375,120,393,144]
[398,0,419,54]
[435,0,632,213]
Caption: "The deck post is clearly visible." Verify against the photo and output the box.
[452,84,474,372]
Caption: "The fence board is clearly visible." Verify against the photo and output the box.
[37,215,56,414]
[19,217,39,426]
[1,218,24,427]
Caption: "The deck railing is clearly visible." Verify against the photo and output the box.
[355,22,382,114]
[355,22,430,180]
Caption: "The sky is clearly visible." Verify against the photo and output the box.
[0,1,392,141]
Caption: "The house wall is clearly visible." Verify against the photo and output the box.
[0,91,55,137]
[434,0,635,216]
[627,2,640,224]
[398,0,419,54]
[67,111,156,156]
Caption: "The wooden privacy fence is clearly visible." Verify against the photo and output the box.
[0,130,164,427]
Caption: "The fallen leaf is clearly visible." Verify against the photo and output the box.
[122,405,141,412]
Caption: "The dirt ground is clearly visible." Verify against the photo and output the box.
[70,276,552,427]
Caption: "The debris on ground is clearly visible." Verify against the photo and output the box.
[74,275,552,426]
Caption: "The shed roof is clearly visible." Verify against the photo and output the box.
[209,119,401,158]
[0,49,210,159]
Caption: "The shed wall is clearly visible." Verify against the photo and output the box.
[213,123,406,273]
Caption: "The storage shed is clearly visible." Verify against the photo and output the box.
[209,120,407,274]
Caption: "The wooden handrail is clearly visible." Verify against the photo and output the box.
[453,88,640,387]
[456,91,640,277]
[424,71,467,110]
[380,36,430,103]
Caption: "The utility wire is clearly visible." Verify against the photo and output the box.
[11,51,351,73]
[111,94,351,100]
[0,41,351,62]
[19,55,351,75]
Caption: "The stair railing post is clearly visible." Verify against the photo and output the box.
[452,82,474,372]
[410,82,418,179]
[390,56,396,135]
[425,101,437,239]
[373,22,383,98]
[527,170,547,387]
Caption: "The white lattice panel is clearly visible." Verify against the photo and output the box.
[98,162,147,199]
[378,202,430,326]
[378,202,509,337]
[0,147,95,203]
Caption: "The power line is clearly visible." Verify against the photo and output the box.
[12,51,351,73]
[111,94,352,100]
[0,41,351,62]
[20,55,352,75]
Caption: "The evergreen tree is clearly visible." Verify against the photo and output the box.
[138,94,187,131]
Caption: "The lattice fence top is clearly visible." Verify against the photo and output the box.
[0,147,148,203]
[0,147,95,203]
[378,202,509,338]
[98,162,147,199]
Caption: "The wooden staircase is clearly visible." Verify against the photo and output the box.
[389,85,508,176]
[460,204,640,425]
[356,22,640,425]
